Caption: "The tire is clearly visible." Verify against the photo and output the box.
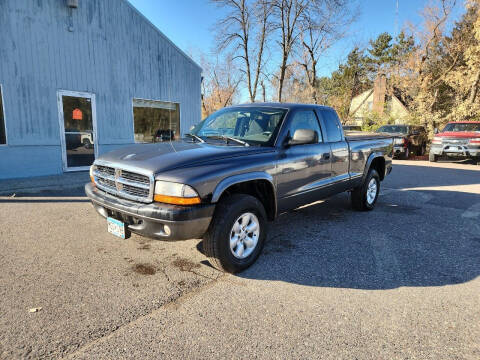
[203,194,267,273]
[351,169,380,211]
[420,144,426,156]
[429,152,438,162]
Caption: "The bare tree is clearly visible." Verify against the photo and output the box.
[199,54,243,117]
[298,0,357,103]
[212,0,272,102]
[271,0,308,102]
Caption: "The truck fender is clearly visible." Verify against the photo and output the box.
[211,172,275,202]
[362,152,384,182]
[211,172,277,219]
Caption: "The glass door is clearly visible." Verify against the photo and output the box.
[57,91,97,171]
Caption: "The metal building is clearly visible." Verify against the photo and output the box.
[0,0,202,179]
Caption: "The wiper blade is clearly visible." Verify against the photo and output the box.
[185,133,205,143]
[206,135,249,146]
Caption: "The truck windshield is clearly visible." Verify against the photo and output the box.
[442,123,480,132]
[192,107,288,146]
[376,125,408,134]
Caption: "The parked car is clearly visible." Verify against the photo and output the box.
[80,131,94,149]
[154,129,175,142]
[86,103,393,273]
[343,125,362,131]
[429,121,480,162]
[376,124,428,159]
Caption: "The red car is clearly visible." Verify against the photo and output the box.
[429,121,480,162]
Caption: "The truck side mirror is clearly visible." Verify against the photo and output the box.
[287,129,318,146]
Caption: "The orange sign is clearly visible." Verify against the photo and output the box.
[72,108,83,120]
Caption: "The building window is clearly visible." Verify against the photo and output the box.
[133,99,180,143]
[0,85,6,144]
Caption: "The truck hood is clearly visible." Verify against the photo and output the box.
[437,131,480,139]
[97,141,274,174]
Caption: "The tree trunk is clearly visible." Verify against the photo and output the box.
[278,56,287,102]
[469,70,480,104]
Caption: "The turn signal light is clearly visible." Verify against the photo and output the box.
[154,194,201,205]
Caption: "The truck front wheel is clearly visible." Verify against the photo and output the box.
[351,169,380,211]
[203,194,267,273]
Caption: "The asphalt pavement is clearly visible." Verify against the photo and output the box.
[0,160,479,359]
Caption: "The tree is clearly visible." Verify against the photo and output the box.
[212,0,272,102]
[199,54,242,118]
[317,47,371,121]
[442,0,480,121]
[271,0,309,102]
[366,32,394,74]
[298,0,357,103]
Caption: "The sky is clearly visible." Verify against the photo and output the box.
[128,0,465,98]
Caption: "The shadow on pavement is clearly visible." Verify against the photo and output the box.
[0,186,88,203]
[385,163,480,189]
[229,188,480,290]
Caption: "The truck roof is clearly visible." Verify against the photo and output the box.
[229,102,336,111]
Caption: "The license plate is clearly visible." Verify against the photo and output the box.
[447,146,461,152]
[107,217,126,239]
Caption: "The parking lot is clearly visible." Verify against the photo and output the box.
[1,160,479,359]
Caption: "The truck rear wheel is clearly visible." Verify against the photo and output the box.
[351,169,380,211]
[203,194,267,273]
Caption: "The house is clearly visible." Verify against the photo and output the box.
[348,74,409,126]
[0,0,202,179]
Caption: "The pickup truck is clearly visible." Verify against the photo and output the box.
[376,124,428,158]
[85,103,393,273]
[430,121,480,162]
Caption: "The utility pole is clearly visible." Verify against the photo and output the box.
[394,0,399,36]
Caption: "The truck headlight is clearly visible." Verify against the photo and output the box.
[90,165,96,184]
[431,136,443,145]
[154,181,201,205]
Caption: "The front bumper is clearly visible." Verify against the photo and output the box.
[85,183,214,240]
[430,144,480,157]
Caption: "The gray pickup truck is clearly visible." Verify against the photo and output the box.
[86,103,393,272]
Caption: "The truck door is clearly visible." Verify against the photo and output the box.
[276,109,332,212]
[317,109,350,192]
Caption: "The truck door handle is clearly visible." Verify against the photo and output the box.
[323,153,330,160]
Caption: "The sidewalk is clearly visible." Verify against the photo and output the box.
[0,172,89,196]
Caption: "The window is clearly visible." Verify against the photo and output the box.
[321,109,343,142]
[0,85,6,144]
[133,99,180,143]
[286,110,323,143]
[443,122,480,132]
[59,93,95,168]
[194,107,287,146]
[376,125,408,134]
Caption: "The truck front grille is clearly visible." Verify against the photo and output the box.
[93,164,153,203]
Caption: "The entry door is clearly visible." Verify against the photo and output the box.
[276,109,332,212]
[57,91,97,171]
